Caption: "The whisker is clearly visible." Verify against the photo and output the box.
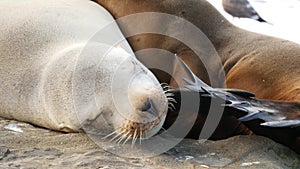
[160,82,169,88]
[166,93,174,97]
[133,129,138,145]
[110,129,125,142]
[145,130,148,139]
[168,102,176,111]
[103,129,121,139]
[160,127,167,131]
[164,88,174,92]
[166,86,173,90]
[131,129,138,146]
[161,83,174,93]
[163,85,170,90]
[109,133,121,142]
[139,126,143,145]
[122,132,132,145]
[115,135,124,144]
[167,97,177,104]
[117,131,130,145]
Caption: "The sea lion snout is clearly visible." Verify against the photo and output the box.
[124,86,168,129]
[107,81,168,141]
[104,88,167,142]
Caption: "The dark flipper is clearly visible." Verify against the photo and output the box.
[219,88,256,98]
[174,55,300,128]
[167,56,300,153]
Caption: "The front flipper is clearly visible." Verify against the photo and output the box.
[168,56,300,154]
[220,88,256,98]
[174,56,300,129]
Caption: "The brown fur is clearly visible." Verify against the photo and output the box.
[92,0,300,102]
[91,0,300,153]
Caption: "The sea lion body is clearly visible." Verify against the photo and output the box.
[93,0,300,102]
[223,32,300,102]
[0,0,168,138]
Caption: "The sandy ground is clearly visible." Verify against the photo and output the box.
[0,117,299,169]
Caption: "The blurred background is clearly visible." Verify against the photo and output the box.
[207,0,300,44]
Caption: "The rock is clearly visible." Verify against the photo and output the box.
[0,146,9,160]
[0,118,299,168]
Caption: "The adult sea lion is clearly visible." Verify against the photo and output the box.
[92,0,300,102]
[91,0,300,152]
[0,0,168,141]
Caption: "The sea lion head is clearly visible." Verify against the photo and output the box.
[76,44,169,143]
[107,80,168,141]
[101,47,169,142]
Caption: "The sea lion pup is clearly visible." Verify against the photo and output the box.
[0,0,168,141]
[91,0,300,152]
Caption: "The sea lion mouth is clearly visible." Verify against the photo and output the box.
[106,114,166,145]
[104,83,173,145]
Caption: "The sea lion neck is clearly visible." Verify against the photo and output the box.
[92,0,235,86]
[92,0,234,46]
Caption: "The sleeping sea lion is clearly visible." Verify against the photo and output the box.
[0,0,168,142]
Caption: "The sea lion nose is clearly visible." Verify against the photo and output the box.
[141,98,158,116]
[141,98,152,112]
